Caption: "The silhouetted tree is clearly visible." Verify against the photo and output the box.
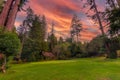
[70,14,82,42]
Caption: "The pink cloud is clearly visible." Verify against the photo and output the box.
[15,0,106,41]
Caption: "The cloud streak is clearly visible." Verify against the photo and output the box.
[15,0,106,42]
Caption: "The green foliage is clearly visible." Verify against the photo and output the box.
[105,2,120,59]
[48,34,57,52]
[107,8,120,35]
[22,39,48,61]
[66,38,72,43]
[105,37,119,59]
[60,43,71,58]
[20,8,47,62]
[53,42,71,59]
[86,35,105,57]
[70,14,82,42]
[70,42,82,57]
[0,31,21,56]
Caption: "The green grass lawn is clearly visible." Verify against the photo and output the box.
[0,57,120,80]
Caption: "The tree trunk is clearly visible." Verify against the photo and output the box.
[6,0,20,31]
[0,0,14,27]
[19,32,27,61]
[93,0,105,35]
[93,0,111,57]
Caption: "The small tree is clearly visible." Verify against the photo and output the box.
[0,31,21,73]
[20,12,47,62]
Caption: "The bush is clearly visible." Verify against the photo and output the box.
[0,32,21,56]
[70,42,82,57]
[53,42,71,59]
[105,38,118,59]
[0,31,21,72]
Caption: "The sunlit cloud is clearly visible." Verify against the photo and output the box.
[15,0,106,42]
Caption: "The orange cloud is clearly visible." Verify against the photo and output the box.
[15,0,106,42]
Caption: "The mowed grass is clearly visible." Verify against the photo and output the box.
[1,57,120,80]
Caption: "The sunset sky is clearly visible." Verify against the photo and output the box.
[15,0,106,42]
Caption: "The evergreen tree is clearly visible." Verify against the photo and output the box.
[105,5,120,58]
[85,0,115,58]
[107,8,120,36]
[48,34,57,53]
[86,0,105,35]
[20,8,47,61]
[70,14,82,42]
[17,7,34,59]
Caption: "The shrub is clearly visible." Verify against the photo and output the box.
[0,31,21,72]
